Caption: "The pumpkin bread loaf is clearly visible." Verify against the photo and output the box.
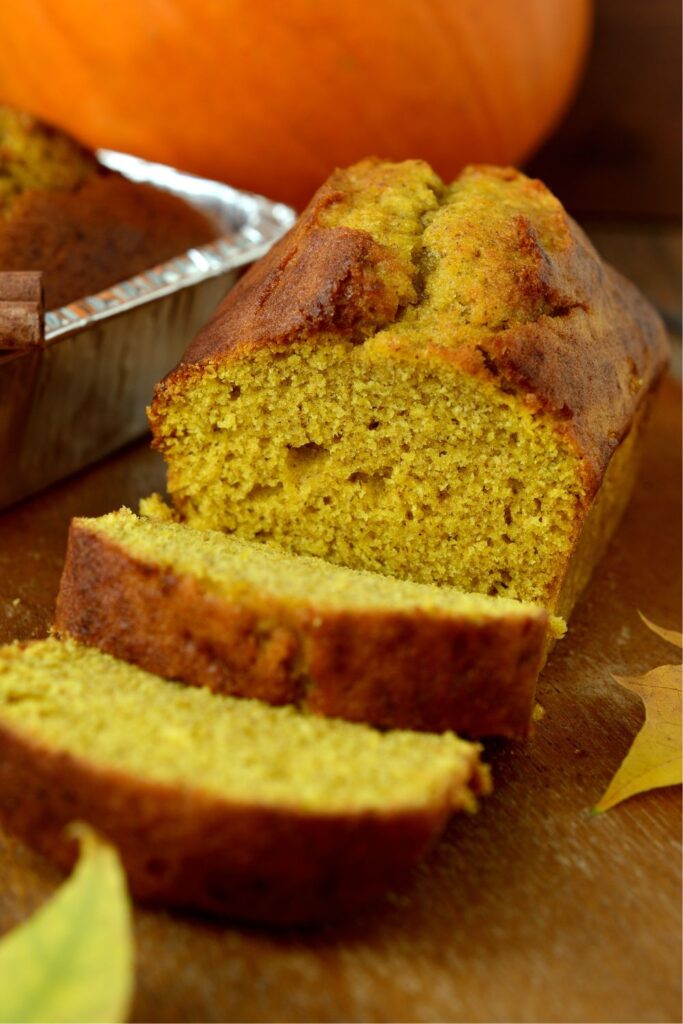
[55,508,557,739]
[0,106,218,310]
[0,638,488,924]
[150,159,669,618]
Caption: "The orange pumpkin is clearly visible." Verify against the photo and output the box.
[0,0,592,208]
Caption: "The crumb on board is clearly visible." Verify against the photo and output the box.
[532,702,545,722]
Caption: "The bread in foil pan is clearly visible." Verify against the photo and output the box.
[0,151,295,510]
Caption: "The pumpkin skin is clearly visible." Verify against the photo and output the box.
[0,0,591,208]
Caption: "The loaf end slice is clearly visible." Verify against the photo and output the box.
[0,639,488,924]
[54,509,557,739]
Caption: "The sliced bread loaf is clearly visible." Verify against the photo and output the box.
[0,638,488,924]
[54,508,555,738]
[149,160,668,619]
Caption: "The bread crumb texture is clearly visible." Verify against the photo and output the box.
[92,507,546,621]
[151,159,668,610]
[0,639,487,814]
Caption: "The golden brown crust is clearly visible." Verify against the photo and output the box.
[0,713,462,924]
[0,172,218,310]
[435,224,668,494]
[177,203,411,364]
[54,520,548,739]
[157,162,669,495]
[553,396,649,620]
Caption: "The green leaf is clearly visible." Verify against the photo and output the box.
[0,824,134,1024]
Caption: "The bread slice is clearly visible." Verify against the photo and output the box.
[0,638,488,924]
[54,508,555,739]
[149,160,668,619]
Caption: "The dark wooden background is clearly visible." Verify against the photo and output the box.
[529,0,681,376]
[529,0,681,222]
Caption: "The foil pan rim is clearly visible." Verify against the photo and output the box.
[42,150,296,343]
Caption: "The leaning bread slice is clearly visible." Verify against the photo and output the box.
[55,508,557,739]
[0,639,488,924]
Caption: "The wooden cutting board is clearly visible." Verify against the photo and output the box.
[0,379,680,1024]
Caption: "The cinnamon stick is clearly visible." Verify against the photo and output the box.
[0,272,44,350]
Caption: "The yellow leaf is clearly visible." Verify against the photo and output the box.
[638,612,682,650]
[594,659,682,813]
[0,825,134,1024]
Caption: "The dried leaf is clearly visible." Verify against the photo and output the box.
[0,825,133,1024]
[595,617,682,813]
[638,612,682,650]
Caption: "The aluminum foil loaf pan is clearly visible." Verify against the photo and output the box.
[0,151,295,511]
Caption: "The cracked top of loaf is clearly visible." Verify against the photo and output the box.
[0,106,218,310]
[176,159,668,493]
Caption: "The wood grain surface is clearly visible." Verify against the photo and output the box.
[528,0,682,220]
[0,378,680,1024]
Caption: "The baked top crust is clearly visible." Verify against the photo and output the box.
[163,159,669,495]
